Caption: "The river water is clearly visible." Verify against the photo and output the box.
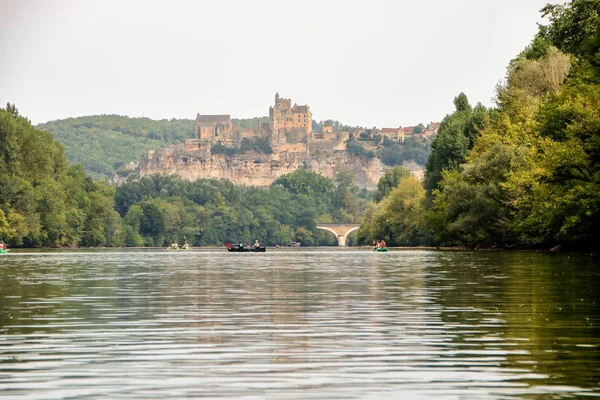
[0,248,599,399]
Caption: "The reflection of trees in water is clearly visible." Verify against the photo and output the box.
[431,251,600,390]
[2,250,598,393]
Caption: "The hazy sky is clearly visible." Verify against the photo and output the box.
[1,0,551,127]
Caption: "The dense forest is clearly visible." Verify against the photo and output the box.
[0,106,121,247]
[113,168,368,247]
[37,116,196,180]
[2,0,597,251]
[359,0,600,251]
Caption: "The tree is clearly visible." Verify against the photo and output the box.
[272,169,333,196]
[139,201,165,245]
[374,166,411,202]
[424,93,488,201]
[332,167,360,222]
[358,176,429,246]
[0,106,123,247]
[538,0,600,57]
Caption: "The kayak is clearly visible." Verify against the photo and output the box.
[227,246,266,252]
[167,245,190,250]
[373,247,388,252]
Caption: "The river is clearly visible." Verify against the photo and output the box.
[1,248,599,399]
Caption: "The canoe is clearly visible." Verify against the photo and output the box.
[167,245,190,250]
[227,246,266,252]
[373,247,388,252]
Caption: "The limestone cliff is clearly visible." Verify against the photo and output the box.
[138,140,388,189]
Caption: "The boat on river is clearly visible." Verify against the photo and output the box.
[373,247,388,252]
[226,244,266,252]
[167,243,191,250]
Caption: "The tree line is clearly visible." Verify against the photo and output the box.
[2,0,597,251]
[0,108,368,247]
[359,0,600,251]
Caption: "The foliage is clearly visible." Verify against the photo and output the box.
[232,117,268,129]
[316,120,351,132]
[37,115,195,180]
[426,0,600,250]
[413,124,425,134]
[345,140,375,160]
[378,136,431,167]
[115,168,368,247]
[538,0,600,57]
[0,105,122,247]
[424,94,488,199]
[357,176,431,246]
[211,143,241,156]
[374,166,411,202]
[39,115,275,180]
[240,137,273,154]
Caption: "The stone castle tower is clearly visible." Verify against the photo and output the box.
[269,92,312,136]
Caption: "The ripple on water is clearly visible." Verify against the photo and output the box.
[0,249,599,399]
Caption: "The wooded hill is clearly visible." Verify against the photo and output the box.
[37,115,196,180]
[37,115,433,181]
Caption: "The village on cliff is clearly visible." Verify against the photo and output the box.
[137,93,440,189]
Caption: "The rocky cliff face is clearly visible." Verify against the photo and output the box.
[137,141,388,189]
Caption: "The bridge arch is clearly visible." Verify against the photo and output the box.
[316,224,360,247]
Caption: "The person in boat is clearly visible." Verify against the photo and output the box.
[0,241,6,250]
[253,239,260,249]
[375,240,381,249]
[380,239,387,249]
[170,241,178,249]
[238,242,244,249]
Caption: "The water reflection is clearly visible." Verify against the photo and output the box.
[0,249,599,398]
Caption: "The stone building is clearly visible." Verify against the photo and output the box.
[377,127,402,143]
[269,93,312,136]
[195,114,233,141]
[423,122,440,138]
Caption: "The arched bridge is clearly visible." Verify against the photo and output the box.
[316,224,360,247]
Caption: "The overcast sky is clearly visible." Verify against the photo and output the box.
[1,0,551,127]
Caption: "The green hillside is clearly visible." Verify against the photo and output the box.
[38,115,274,180]
[37,115,196,180]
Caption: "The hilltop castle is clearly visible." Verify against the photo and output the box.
[139,93,438,188]
[269,92,312,135]
[193,93,313,146]
[192,92,438,147]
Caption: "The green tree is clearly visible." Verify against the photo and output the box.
[139,201,166,245]
[424,93,488,201]
[358,176,429,246]
[374,166,411,202]
[538,0,600,57]
[0,106,122,247]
